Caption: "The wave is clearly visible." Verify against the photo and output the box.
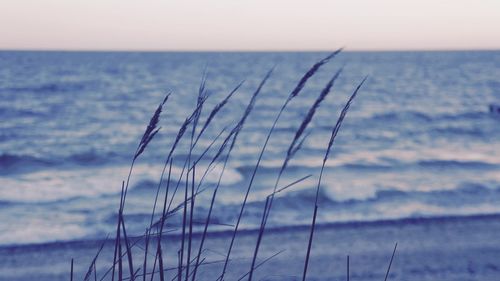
[235,155,498,175]
[0,81,96,94]
[1,176,499,246]
[366,110,488,123]
[417,159,498,169]
[430,126,487,137]
[115,182,500,238]
[67,150,120,165]
[369,111,434,122]
[2,212,500,248]
[5,146,497,177]
[221,179,499,214]
[0,151,121,174]
[344,182,497,205]
[0,107,49,119]
[0,160,245,204]
[0,153,55,174]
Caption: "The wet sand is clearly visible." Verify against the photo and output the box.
[1,214,500,281]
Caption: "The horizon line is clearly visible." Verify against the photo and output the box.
[1,47,499,53]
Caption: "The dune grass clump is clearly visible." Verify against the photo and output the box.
[70,51,398,281]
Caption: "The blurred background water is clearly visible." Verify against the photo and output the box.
[0,51,499,246]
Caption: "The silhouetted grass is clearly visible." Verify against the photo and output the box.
[302,77,367,281]
[220,51,340,281]
[71,52,400,281]
[384,243,398,281]
[248,65,344,281]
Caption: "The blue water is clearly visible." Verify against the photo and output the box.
[0,51,499,246]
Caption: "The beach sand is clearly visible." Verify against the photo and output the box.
[1,214,499,281]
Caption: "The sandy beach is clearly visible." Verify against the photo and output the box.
[2,214,499,281]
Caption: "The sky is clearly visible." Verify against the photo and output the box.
[1,0,499,51]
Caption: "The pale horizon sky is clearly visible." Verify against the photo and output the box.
[1,0,499,51]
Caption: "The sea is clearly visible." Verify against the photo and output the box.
[0,51,499,247]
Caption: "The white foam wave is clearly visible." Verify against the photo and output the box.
[0,162,244,203]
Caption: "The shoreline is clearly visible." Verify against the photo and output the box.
[2,213,500,280]
[2,212,499,250]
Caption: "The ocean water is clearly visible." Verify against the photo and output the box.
[0,51,499,246]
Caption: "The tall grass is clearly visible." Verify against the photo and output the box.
[301,77,367,281]
[220,50,341,281]
[72,52,399,281]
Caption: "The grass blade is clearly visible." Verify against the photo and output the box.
[236,250,285,281]
[195,81,244,144]
[384,243,398,281]
[251,69,345,281]
[302,77,367,281]
[158,241,165,281]
[220,52,340,280]
[347,255,350,281]
[301,205,317,281]
[120,214,135,281]
[112,183,125,281]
